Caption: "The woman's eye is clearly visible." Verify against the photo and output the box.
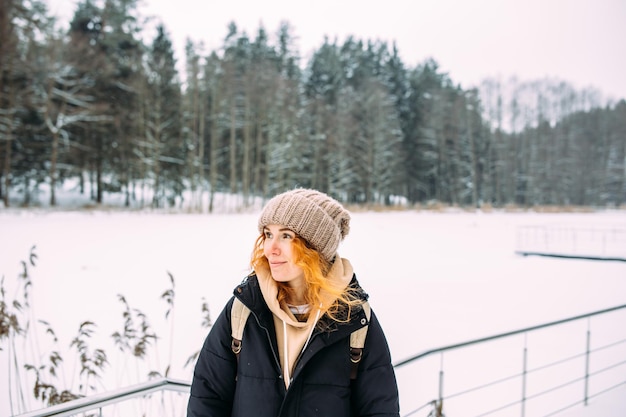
[282,233,293,240]
[264,231,272,239]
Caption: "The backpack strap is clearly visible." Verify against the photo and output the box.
[350,301,371,379]
[231,298,251,366]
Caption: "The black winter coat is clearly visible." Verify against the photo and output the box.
[187,273,399,417]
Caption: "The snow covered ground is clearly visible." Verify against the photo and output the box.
[1,201,625,416]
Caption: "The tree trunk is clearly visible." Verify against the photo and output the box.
[229,99,237,195]
[1,15,15,207]
[49,130,59,206]
[2,84,14,207]
[242,94,251,206]
[209,83,220,214]
[253,104,264,197]
[197,89,205,212]
[2,126,12,207]
[96,135,103,204]
[466,97,479,208]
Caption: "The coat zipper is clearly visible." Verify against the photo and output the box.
[248,309,285,388]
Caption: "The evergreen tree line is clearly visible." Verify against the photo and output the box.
[1,0,625,210]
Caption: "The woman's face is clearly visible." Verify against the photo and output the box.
[263,224,305,288]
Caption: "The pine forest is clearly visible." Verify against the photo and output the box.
[1,0,625,211]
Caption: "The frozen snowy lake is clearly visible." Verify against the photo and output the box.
[1,208,625,416]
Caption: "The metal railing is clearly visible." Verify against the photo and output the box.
[515,225,626,262]
[14,378,191,417]
[394,303,626,417]
[15,304,626,417]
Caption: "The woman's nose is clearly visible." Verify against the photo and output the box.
[266,238,280,254]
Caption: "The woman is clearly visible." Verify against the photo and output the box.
[187,188,399,417]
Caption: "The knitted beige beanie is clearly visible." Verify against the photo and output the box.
[258,189,351,262]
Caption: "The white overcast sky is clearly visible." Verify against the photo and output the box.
[46,0,626,101]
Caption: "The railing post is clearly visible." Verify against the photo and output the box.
[584,318,591,406]
[521,333,527,417]
[437,352,444,417]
